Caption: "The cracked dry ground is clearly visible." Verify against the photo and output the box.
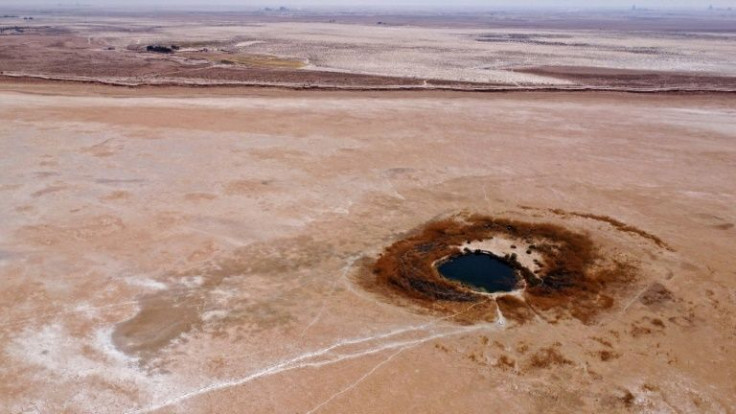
[0,84,734,413]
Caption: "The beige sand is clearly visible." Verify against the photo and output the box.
[0,82,734,413]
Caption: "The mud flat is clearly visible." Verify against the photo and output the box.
[2,11,736,90]
[0,81,734,413]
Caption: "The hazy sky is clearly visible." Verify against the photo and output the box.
[5,0,734,10]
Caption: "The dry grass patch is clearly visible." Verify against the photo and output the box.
[361,212,640,324]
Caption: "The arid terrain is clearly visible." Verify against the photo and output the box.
[2,10,736,90]
[1,10,735,414]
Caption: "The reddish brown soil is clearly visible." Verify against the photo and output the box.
[367,213,645,325]
[515,66,736,90]
[1,42,734,413]
[0,33,483,88]
[4,26,735,91]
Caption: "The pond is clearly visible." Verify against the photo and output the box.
[437,252,518,293]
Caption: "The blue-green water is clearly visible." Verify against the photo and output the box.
[437,252,517,293]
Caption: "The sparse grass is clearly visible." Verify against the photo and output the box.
[364,212,639,324]
[548,209,672,250]
[528,346,572,368]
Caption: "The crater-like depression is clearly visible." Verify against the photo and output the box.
[436,252,518,293]
[361,212,653,325]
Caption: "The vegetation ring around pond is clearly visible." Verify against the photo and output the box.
[362,212,641,325]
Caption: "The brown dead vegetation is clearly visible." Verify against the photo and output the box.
[496,296,536,323]
[640,282,675,307]
[548,209,672,250]
[364,213,639,324]
[495,354,517,371]
[597,349,621,362]
[528,346,572,368]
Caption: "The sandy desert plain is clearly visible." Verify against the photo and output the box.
[1,8,736,414]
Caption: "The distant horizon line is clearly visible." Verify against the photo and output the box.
[2,4,733,13]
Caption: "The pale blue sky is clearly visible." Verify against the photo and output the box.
[4,0,735,10]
